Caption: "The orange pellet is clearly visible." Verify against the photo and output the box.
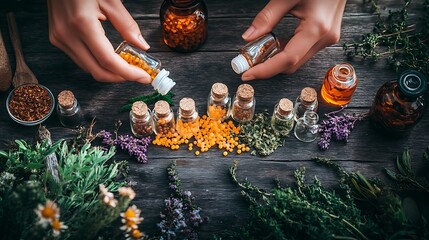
[119,52,159,79]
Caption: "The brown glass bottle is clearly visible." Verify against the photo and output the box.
[320,62,358,106]
[160,0,208,52]
[369,70,427,137]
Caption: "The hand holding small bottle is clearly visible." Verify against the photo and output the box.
[47,0,152,83]
[241,0,347,81]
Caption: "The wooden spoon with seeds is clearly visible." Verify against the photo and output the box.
[6,12,39,87]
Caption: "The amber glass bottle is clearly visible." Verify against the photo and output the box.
[160,0,208,52]
[369,70,427,137]
[320,63,358,106]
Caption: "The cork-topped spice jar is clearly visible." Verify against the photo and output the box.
[231,84,255,123]
[176,97,199,138]
[130,101,153,137]
[294,87,318,121]
[153,100,175,136]
[56,90,84,128]
[160,0,208,52]
[207,82,231,121]
[271,98,295,137]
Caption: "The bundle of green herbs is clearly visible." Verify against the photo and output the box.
[344,0,429,76]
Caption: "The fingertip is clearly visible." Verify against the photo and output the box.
[134,75,152,84]
[138,34,150,50]
[241,73,255,81]
[242,26,256,40]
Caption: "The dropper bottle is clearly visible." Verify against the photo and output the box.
[116,41,176,95]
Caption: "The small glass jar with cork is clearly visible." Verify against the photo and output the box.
[176,97,200,138]
[207,82,231,121]
[231,84,255,123]
[116,41,176,95]
[271,98,295,137]
[294,87,318,121]
[130,101,153,137]
[321,62,358,106]
[153,100,176,136]
[56,90,84,128]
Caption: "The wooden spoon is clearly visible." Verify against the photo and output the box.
[6,12,39,87]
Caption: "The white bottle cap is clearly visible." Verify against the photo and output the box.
[231,54,250,74]
[152,69,176,95]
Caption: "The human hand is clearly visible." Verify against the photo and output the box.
[241,0,346,81]
[47,0,151,83]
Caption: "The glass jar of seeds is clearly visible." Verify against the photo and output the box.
[153,100,176,136]
[207,82,231,121]
[130,101,153,137]
[294,87,318,121]
[271,98,294,137]
[176,97,199,138]
[231,84,255,123]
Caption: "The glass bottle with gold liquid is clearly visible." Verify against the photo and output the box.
[160,0,208,52]
[321,63,358,106]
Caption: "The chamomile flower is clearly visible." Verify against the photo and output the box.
[35,199,60,227]
[118,186,136,200]
[125,228,146,240]
[120,205,144,231]
[51,218,68,236]
[99,184,118,208]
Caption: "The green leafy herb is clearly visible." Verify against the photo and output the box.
[344,0,429,76]
[119,91,175,112]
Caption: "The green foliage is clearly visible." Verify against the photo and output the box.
[344,0,429,76]
[120,91,175,112]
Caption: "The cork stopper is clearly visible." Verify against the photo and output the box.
[300,87,317,104]
[154,100,170,117]
[179,98,195,115]
[236,84,254,101]
[131,101,148,118]
[277,98,293,116]
[57,90,75,109]
[211,83,228,99]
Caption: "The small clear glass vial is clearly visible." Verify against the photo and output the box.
[153,100,176,136]
[160,0,208,52]
[231,84,255,123]
[176,97,200,138]
[207,82,231,121]
[56,90,83,128]
[271,98,295,137]
[321,62,358,106]
[116,41,176,95]
[370,70,427,137]
[130,101,153,137]
[294,110,319,142]
[294,87,318,121]
[231,32,280,74]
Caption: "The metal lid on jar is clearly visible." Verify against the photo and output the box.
[398,70,428,98]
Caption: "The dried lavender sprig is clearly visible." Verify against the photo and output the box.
[99,130,151,163]
[318,106,368,150]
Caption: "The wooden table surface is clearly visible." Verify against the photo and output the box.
[1,0,428,238]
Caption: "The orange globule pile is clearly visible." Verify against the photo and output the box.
[119,51,159,79]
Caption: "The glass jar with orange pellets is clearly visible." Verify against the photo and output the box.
[153,100,176,136]
[207,82,231,121]
[116,41,176,95]
[176,97,199,138]
[160,0,208,52]
[231,84,256,123]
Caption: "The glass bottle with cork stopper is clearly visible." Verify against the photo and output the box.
[130,101,153,138]
[160,0,208,52]
[271,98,295,137]
[231,84,256,123]
[231,32,280,74]
[176,97,199,138]
[116,41,176,95]
[294,110,319,142]
[56,90,84,128]
[321,62,358,106]
[294,87,318,121]
[153,100,176,136]
[369,70,427,137]
[207,82,231,121]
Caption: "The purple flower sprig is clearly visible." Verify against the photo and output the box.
[99,130,151,163]
[318,106,368,151]
[158,160,206,240]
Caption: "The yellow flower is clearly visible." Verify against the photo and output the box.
[118,187,136,200]
[99,184,118,208]
[120,205,144,231]
[125,228,146,240]
[35,199,60,227]
[51,218,68,236]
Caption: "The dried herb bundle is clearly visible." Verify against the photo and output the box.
[344,0,429,76]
